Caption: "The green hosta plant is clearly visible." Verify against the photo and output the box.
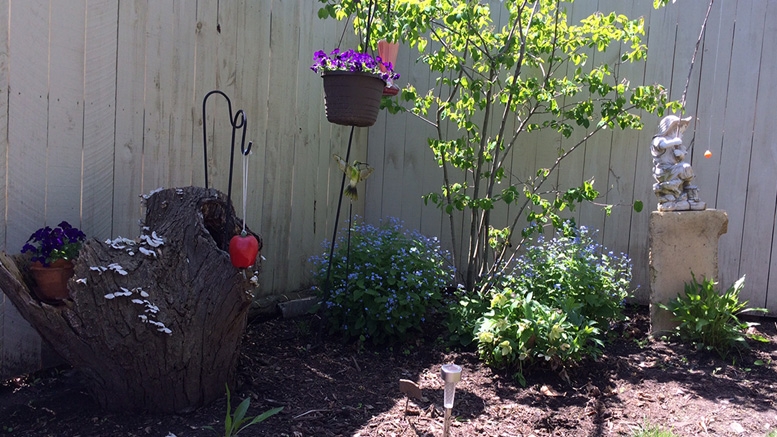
[311,217,453,344]
[476,288,601,386]
[204,385,282,437]
[318,0,677,290]
[468,223,633,384]
[658,274,767,358]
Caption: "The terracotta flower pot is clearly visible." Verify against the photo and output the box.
[29,259,74,303]
[322,71,386,127]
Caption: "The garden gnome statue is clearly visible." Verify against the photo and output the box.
[651,115,706,211]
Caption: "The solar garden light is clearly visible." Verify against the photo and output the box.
[441,363,462,437]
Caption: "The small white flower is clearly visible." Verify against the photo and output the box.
[131,299,144,305]
[104,293,116,300]
[140,290,149,298]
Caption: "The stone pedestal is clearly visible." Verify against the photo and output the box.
[648,209,728,334]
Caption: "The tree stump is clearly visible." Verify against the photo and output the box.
[0,187,261,413]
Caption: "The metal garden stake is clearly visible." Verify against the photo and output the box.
[201,90,253,251]
[441,363,462,437]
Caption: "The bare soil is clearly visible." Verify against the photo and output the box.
[2,306,776,436]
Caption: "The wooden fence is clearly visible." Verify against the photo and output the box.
[1,0,776,377]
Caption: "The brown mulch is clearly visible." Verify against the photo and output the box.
[1,305,776,436]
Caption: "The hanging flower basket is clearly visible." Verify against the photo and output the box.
[311,49,399,128]
[322,71,386,127]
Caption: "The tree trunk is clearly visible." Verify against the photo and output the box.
[0,187,261,413]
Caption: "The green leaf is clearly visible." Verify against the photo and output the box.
[239,407,284,433]
[225,385,233,433]
[232,398,251,429]
[633,200,643,212]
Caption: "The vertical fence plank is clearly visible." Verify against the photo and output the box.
[206,0,240,204]
[380,74,410,222]
[192,0,218,189]
[287,2,322,290]
[0,0,9,250]
[600,0,649,267]
[0,0,10,376]
[167,0,197,188]
[554,1,597,228]
[236,0,270,240]
[715,0,767,294]
[690,0,737,214]
[578,0,617,238]
[113,0,148,238]
[141,1,174,193]
[260,0,301,292]
[310,12,338,278]
[4,0,50,377]
[738,1,777,309]
[627,3,679,294]
[366,113,387,223]
[82,0,119,241]
[46,0,85,227]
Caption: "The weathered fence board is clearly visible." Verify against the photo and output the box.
[113,0,147,239]
[0,0,9,370]
[715,0,769,307]
[4,0,50,377]
[82,0,119,239]
[740,1,777,311]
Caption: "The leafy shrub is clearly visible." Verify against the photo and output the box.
[477,288,602,385]
[461,223,633,384]
[512,223,633,327]
[311,218,453,344]
[203,385,282,436]
[658,274,767,358]
[445,287,489,347]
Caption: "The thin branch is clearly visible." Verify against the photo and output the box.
[505,105,638,241]
[680,0,714,110]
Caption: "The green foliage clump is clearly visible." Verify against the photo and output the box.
[311,218,453,344]
[658,274,767,358]
[450,223,633,384]
[204,385,282,437]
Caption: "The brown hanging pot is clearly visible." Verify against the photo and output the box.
[322,71,385,127]
[29,259,74,303]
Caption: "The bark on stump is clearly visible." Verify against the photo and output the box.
[0,187,261,413]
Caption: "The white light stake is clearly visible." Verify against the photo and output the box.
[441,363,462,437]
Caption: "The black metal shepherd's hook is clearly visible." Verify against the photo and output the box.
[202,90,253,250]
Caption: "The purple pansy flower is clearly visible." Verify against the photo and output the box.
[21,221,86,266]
[311,48,400,85]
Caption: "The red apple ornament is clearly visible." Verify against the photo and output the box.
[229,231,259,268]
